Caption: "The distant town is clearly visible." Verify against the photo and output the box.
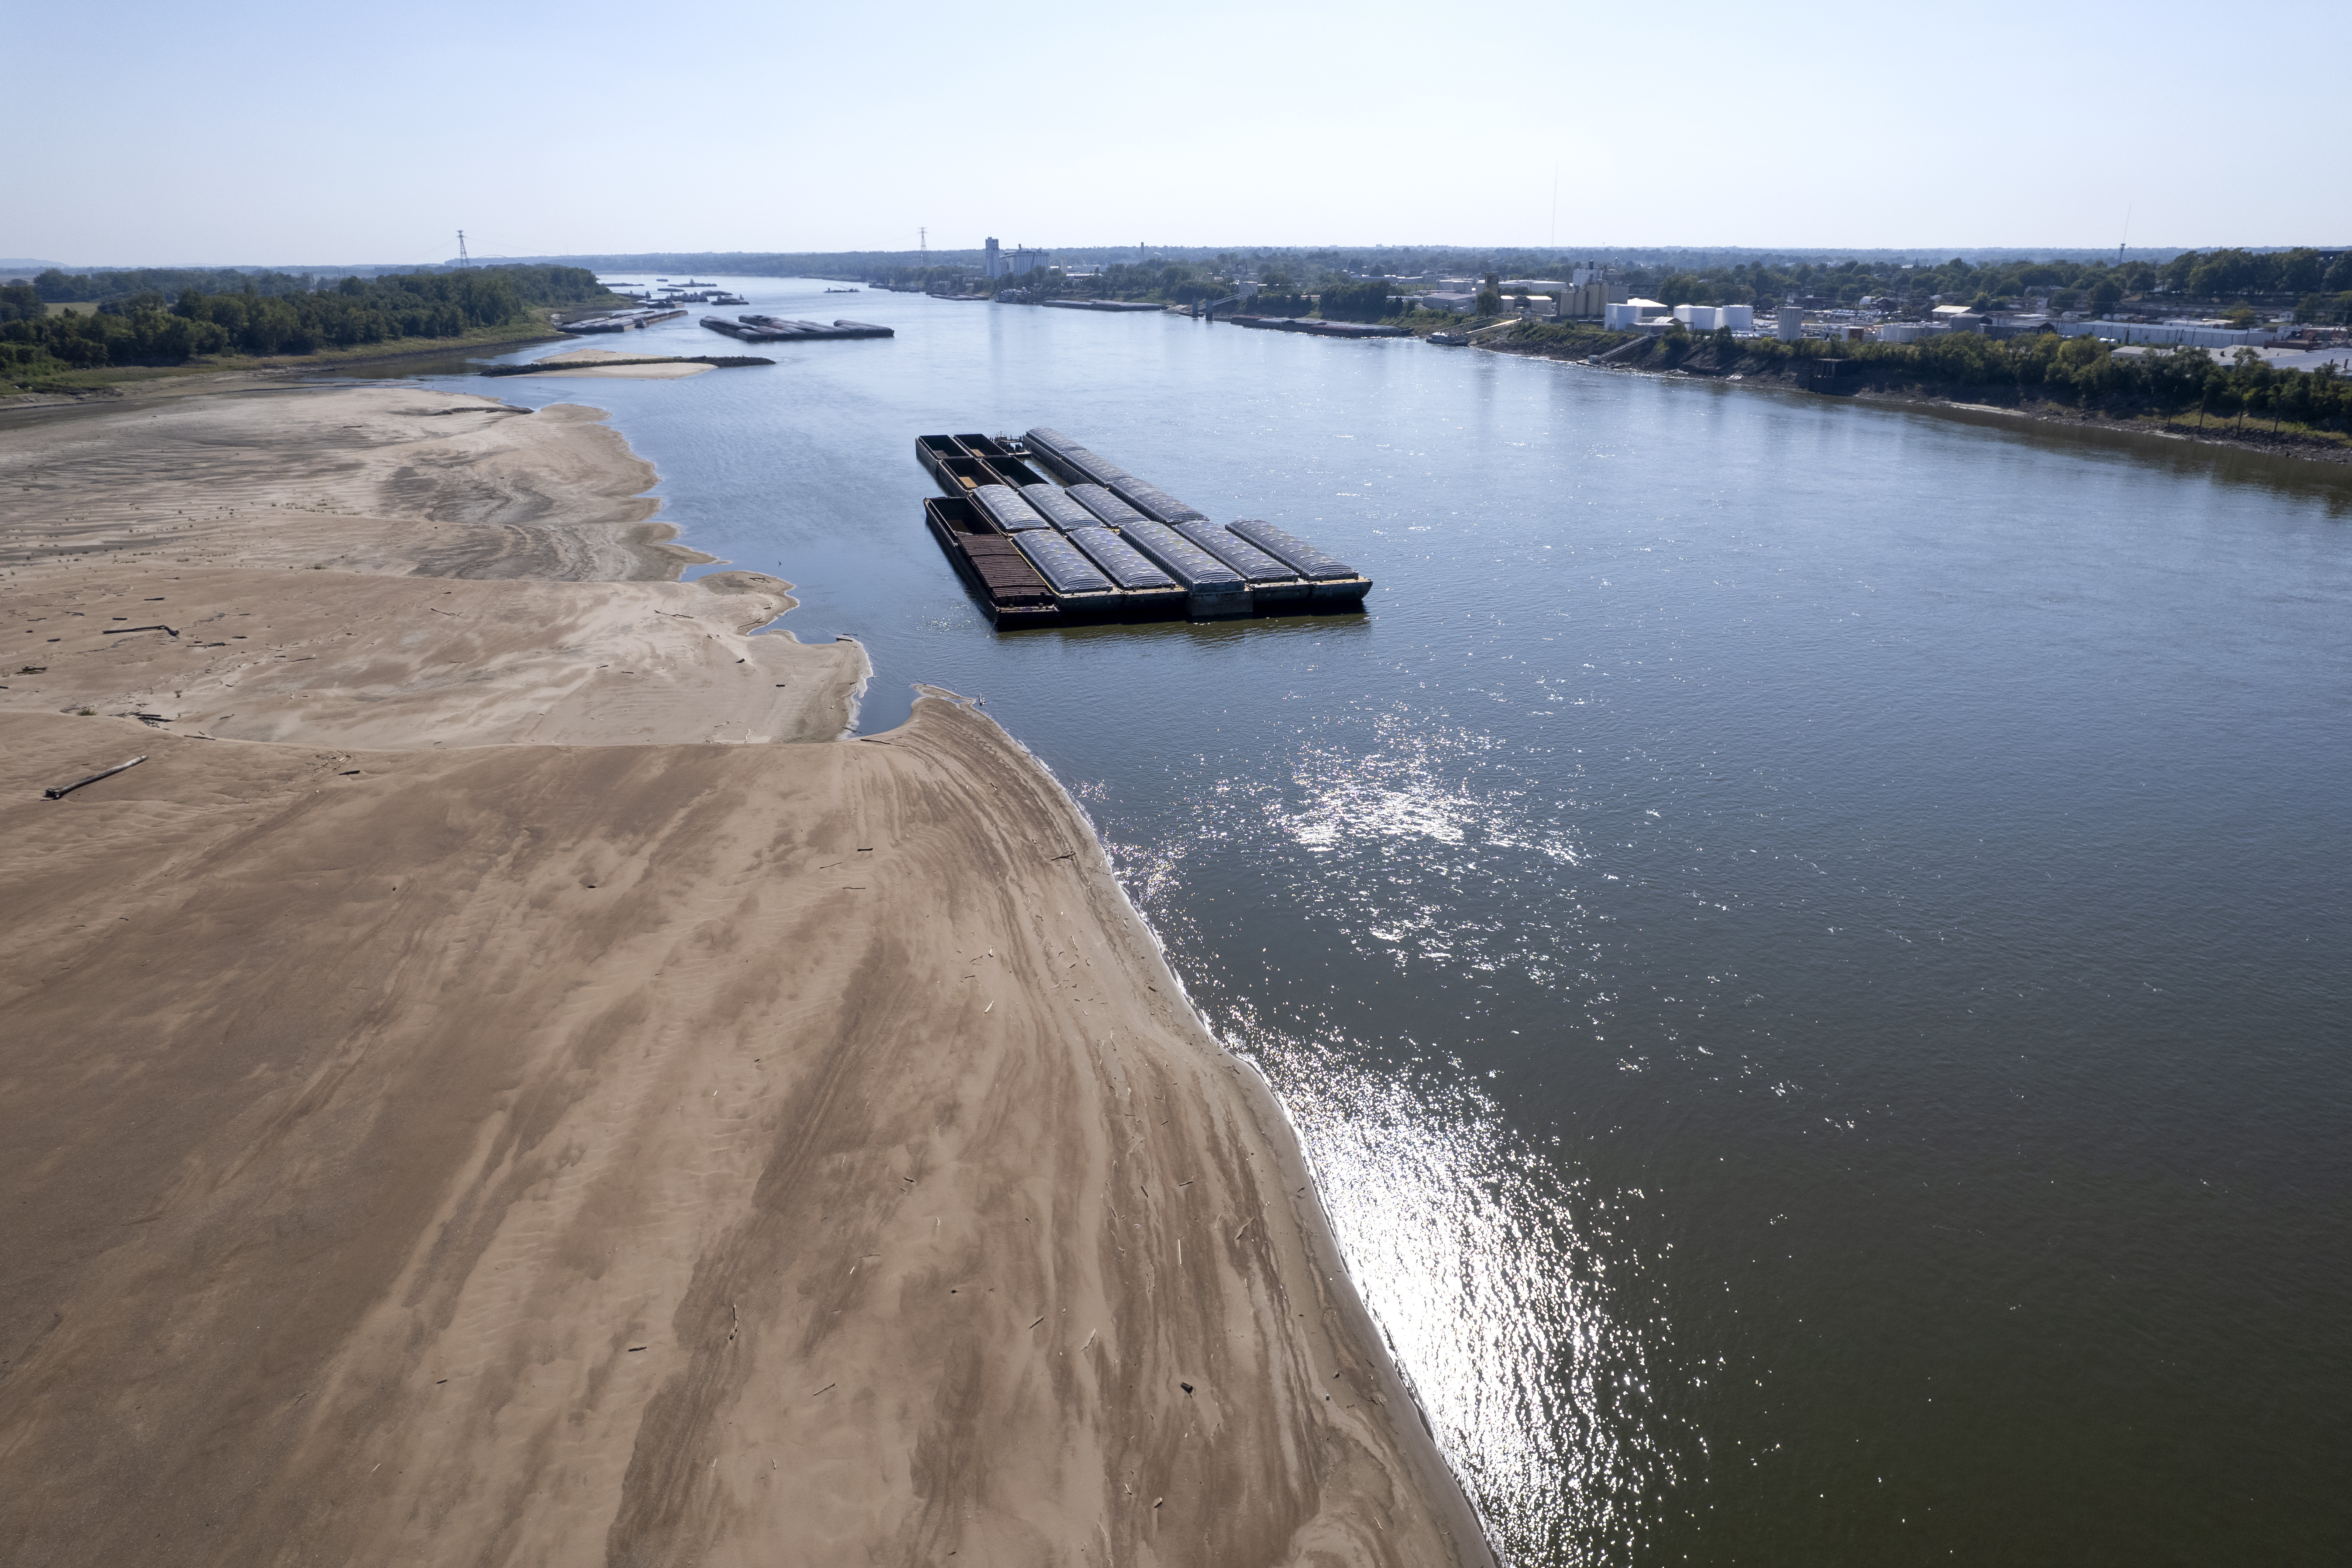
[863,240,2351,372]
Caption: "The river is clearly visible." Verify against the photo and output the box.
[411,280,2351,1565]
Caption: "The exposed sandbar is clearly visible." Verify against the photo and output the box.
[0,385,1491,1565]
[0,383,700,580]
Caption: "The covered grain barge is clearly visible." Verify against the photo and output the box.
[913,429,1373,630]
[702,316,894,342]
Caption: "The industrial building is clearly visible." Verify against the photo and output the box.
[2054,317,2291,349]
[982,238,1051,280]
[1604,298,1670,329]
[1672,303,1754,332]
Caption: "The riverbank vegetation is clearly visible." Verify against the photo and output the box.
[699,244,2352,328]
[0,266,618,390]
[889,245,2352,334]
[1496,324,2352,452]
[1598,248,2352,325]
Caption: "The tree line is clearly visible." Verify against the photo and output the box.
[879,248,2352,329]
[1617,250,2352,324]
[0,265,610,378]
[12,266,387,304]
[1591,324,2352,436]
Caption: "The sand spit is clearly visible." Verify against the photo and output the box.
[0,386,1491,1567]
[507,346,717,379]
[2,567,858,747]
[0,384,863,745]
[0,384,699,581]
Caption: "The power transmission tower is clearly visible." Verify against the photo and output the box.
[457,230,471,268]
[919,227,927,259]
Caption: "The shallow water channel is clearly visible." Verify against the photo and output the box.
[407,281,2351,1565]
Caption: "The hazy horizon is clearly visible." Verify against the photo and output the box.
[0,242,2290,277]
[9,0,2342,265]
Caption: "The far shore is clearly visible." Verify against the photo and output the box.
[1481,330,2352,470]
[0,383,1495,1566]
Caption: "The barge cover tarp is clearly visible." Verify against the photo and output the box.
[1011,530,1116,595]
[1119,520,1246,593]
[970,485,1053,533]
[1172,521,1297,582]
[1227,518,1361,581]
[1019,484,1101,532]
[1024,428,1130,488]
[1066,484,1149,530]
[1109,476,1209,525]
[1066,527,1176,589]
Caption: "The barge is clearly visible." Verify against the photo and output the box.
[1226,315,1410,339]
[702,315,894,342]
[915,428,1373,629]
[923,496,1058,628]
[558,307,689,334]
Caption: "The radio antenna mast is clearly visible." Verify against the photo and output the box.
[457,230,471,268]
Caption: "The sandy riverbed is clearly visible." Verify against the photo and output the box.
[0,385,1491,1565]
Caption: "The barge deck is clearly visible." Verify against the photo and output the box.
[703,315,894,342]
[558,307,689,334]
[914,429,1373,630]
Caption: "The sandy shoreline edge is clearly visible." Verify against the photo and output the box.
[960,693,1490,1522]
[0,386,1495,1565]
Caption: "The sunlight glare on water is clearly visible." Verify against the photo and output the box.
[423,283,2352,1564]
[1105,715,1672,1564]
[1240,1017,1660,1565]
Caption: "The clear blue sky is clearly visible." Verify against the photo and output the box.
[7,0,2343,266]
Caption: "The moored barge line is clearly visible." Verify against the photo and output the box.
[1226,314,1411,338]
[701,315,895,342]
[559,307,689,334]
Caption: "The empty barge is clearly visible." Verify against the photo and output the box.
[915,427,1373,629]
[1226,315,1409,339]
